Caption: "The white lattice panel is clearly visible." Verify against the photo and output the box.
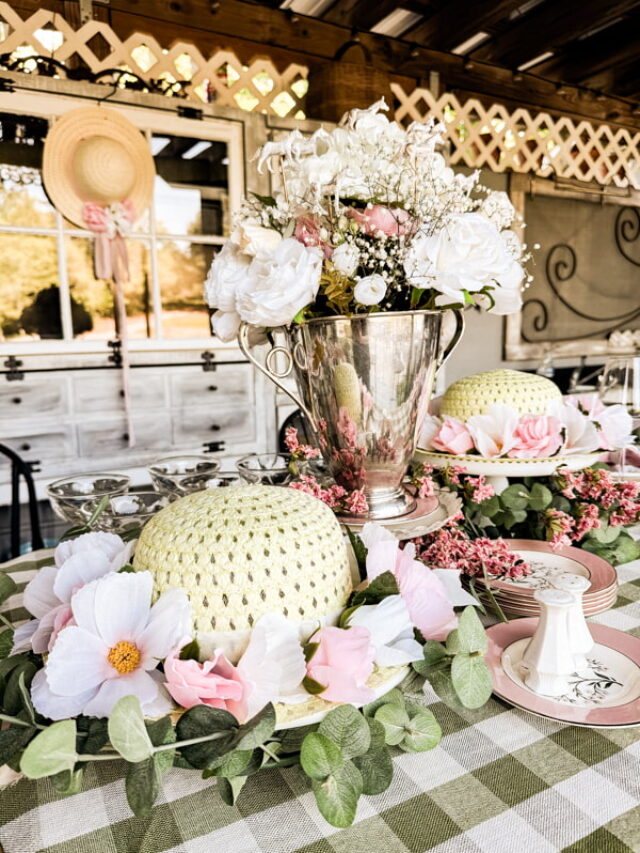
[392,84,640,188]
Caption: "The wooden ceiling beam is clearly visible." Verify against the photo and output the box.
[471,0,638,67]
[321,0,430,31]
[402,0,525,50]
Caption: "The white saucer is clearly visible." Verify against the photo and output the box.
[339,488,461,539]
[415,450,601,478]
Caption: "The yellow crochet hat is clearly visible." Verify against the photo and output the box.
[440,369,561,420]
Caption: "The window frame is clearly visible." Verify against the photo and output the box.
[0,88,246,356]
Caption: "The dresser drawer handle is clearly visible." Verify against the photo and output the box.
[20,443,31,452]
[210,424,221,432]
[122,432,129,442]
[208,385,218,392]
[12,397,21,404]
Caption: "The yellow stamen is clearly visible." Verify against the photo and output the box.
[107,641,141,675]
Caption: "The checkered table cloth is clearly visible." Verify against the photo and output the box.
[1,550,639,853]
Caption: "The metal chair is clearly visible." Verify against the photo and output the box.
[0,444,44,559]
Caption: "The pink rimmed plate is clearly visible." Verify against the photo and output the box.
[486,618,640,727]
[339,489,461,539]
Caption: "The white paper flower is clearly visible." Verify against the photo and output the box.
[212,309,241,342]
[237,238,323,327]
[235,222,282,256]
[466,403,520,458]
[332,242,360,277]
[346,595,423,666]
[204,241,250,313]
[31,572,191,720]
[235,613,307,717]
[548,401,600,454]
[13,532,132,655]
[354,274,387,306]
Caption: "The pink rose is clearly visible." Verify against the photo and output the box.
[394,547,457,641]
[294,216,332,258]
[306,626,375,703]
[349,205,411,237]
[82,203,108,233]
[431,417,474,455]
[164,640,247,718]
[509,414,562,459]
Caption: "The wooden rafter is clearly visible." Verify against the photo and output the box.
[402,0,525,51]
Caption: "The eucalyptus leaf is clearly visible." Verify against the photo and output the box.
[504,509,527,530]
[551,495,572,513]
[374,704,410,747]
[300,732,343,781]
[364,717,386,752]
[0,573,17,606]
[413,641,449,677]
[479,495,501,517]
[17,670,36,726]
[235,703,276,750]
[451,654,493,709]
[50,767,85,796]
[125,757,160,818]
[529,483,553,511]
[176,705,238,770]
[589,523,621,545]
[0,628,14,660]
[108,696,153,763]
[21,720,77,779]
[362,688,405,718]
[401,710,441,753]
[4,661,37,716]
[318,705,370,760]
[202,749,253,779]
[77,718,109,756]
[446,607,487,655]
[279,724,318,754]
[354,747,393,795]
[311,760,363,828]
[499,484,530,511]
[351,571,399,606]
[0,725,36,765]
[426,668,464,709]
[146,715,176,776]
[217,775,247,806]
[610,533,640,564]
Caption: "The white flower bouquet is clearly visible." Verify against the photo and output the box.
[205,98,527,340]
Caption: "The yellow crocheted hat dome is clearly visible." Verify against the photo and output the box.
[440,369,561,420]
[133,485,352,637]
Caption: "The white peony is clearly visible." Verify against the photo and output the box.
[204,241,250,313]
[332,242,360,277]
[237,238,323,327]
[212,309,241,342]
[235,222,282,256]
[404,213,524,314]
[354,274,387,306]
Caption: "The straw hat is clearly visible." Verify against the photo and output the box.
[42,106,155,227]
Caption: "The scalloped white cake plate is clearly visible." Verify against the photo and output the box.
[414,450,601,478]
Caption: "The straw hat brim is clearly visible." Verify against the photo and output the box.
[43,106,155,228]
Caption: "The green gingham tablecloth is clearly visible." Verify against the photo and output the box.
[1,550,640,853]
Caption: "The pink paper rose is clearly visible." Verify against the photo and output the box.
[431,417,474,455]
[509,414,562,459]
[294,216,332,258]
[306,626,375,703]
[349,205,411,237]
[82,203,109,232]
[393,547,458,641]
[164,640,246,718]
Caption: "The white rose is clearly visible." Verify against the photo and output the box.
[212,309,241,342]
[204,241,250,312]
[235,222,282,256]
[354,274,387,306]
[404,213,523,313]
[237,238,323,327]
[332,242,359,277]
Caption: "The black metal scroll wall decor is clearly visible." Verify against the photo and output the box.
[521,206,640,343]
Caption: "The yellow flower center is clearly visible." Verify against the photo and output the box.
[107,641,141,675]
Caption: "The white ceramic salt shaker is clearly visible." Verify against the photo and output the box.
[520,589,577,697]
[550,572,594,670]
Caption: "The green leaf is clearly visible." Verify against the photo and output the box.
[50,767,85,796]
[364,717,386,751]
[351,571,399,606]
[413,641,450,676]
[249,191,276,207]
[117,563,135,574]
[202,749,253,779]
[529,483,553,511]
[77,718,109,756]
[86,495,110,528]
[318,705,370,760]
[446,607,488,655]
[217,775,247,806]
[300,732,343,781]
[311,760,363,828]
[176,705,238,770]
[0,573,17,606]
[0,651,30,681]
[362,688,405,718]
[589,523,621,545]
[551,495,572,513]
[503,509,528,530]
[235,703,276,750]
[303,674,328,695]
[345,527,367,579]
[374,704,410,747]
[125,757,160,818]
[0,628,14,660]
[178,639,200,661]
[451,654,493,709]
[354,748,393,795]
[108,696,154,763]
[279,724,318,754]
[4,661,37,716]
[303,641,320,663]
[20,720,77,779]
[427,668,464,709]
[146,716,176,776]
[338,605,362,629]
[610,533,640,564]
[500,484,530,511]
[17,670,36,726]
[479,495,501,518]
[0,725,36,765]
[401,710,441,753]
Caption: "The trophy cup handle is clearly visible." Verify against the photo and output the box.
[437,308,465,371]
[238,323,317,430]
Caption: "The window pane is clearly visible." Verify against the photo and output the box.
[0,111,55,228]
[67,238,154,340]
[0,234,62,341]
[158,239,213,338]
[151,133,228,237]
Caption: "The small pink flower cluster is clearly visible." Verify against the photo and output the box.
[289,474,369,515]
[555,468,640,533]
[284,426,321,460]
[544,508,576,548]
[413,528,530,580]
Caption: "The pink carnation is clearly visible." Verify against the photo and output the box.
[164,640,246,718]
[509,414,562,459]
[431,417,474,455]
[306,626,375,704]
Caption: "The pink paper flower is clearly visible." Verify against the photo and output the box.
[294,216,332,257]
[164,639,246,717]
[82,203,109,232]
[349,205,411,237]
[306,626,375,703]
[508,414,562,459]
[431,417,474,455]
[393,547,457,640]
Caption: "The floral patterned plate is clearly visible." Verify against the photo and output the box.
[486,618,640,727]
